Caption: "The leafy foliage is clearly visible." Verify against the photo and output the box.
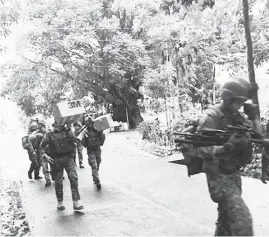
[0,0,20,37]
[1,0,268,128]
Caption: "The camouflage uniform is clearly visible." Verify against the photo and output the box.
[22,133,42,179]
[22,121,42,179]
[193,104,254,236]
[40,127,80,202]
[81,127,105,186]
[74,126,84,167]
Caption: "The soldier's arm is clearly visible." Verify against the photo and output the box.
[100,131,106,145]
[39,133,51,157]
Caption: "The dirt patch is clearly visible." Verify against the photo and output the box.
[0,179,31,236]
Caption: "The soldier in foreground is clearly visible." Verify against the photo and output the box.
[40,121,83,211]
[180,79,262,236]
[81,116,105,190]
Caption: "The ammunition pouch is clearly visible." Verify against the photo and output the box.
[50,131,75,156]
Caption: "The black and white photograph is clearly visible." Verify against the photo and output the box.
[0,0,269,235]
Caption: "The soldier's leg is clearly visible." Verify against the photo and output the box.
[96,150,102,172]
[214,201,232,236]
[73,146,77,166]
[226,194,253,236]
[50,163,55,181]
[207,172,253,236]
[64,156,83,210]
[64,157,80,201]
[41,158,51,187]
[88,152,100,184]
[28,162,35,179]
[53,160,65,210]
[34,155,42,179]
[77,143,84,168]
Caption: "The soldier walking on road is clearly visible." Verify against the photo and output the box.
[81,116,105,190]
[40,121,83,211]
[182,79,262,236]
[73,122,85,168]
[37,119,52,187]
[22,121,42,180]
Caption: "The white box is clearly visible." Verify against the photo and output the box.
[54,100,86,126]
[93,114,114,131]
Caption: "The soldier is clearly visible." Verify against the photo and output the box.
[81,116,105,190]
[73,122,85,168]
[37,119,52,187]
[22,121,42,180]
[187,79,262,236]
[40,120,83,211]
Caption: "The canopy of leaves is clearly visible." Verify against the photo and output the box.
[1,0,268,125]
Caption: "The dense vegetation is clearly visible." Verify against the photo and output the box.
[1,0,269,128]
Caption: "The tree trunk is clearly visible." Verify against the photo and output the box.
[111,102,143,129]
[243,0,260,117]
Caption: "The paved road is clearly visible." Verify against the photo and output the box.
[2,130,269,236]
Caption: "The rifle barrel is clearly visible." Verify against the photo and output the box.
[174,138,219,146]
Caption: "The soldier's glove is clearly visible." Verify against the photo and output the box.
[43,154,54,164]
[244,103,259,120]
[223,133,249,153]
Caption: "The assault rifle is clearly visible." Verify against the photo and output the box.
[173,125,268,147]
[170,125,269,166]
[77,124,87,136]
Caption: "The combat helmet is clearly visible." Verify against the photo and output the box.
[37,118,46,127]
[83,115,94,125]
[220,78,251,101]
[29,122,38,132]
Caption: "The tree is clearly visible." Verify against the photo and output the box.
[4,0,151,127]
[243,0,260,115]
[0,0,20,37]
[0,0,20,52]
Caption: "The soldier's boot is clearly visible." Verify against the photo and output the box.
[44,172,51,187]
[45,180,52,187]
[96,181,102,190]
[34,175,43,180]
[57,201,65,211]
[73,200,84,211]
[28,171,33,179]
[34,167,42,180]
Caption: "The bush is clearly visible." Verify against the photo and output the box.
[171,109,203,132]
[137,108,202,148]
[137,120,172,146]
